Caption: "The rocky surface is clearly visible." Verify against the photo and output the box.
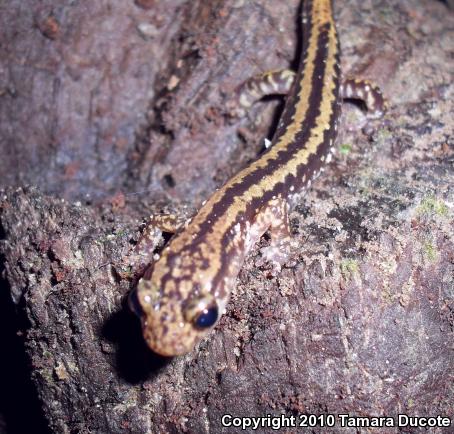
[1,0,453,432]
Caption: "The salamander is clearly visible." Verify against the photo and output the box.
[129,0,386,356]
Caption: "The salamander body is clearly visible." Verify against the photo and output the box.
[130,0,385,356]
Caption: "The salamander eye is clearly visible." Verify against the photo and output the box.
[128,289,143,317]
[194,305,218,329]
[183,294,219,330]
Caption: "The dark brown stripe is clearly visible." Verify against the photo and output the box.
[192,23,339,242]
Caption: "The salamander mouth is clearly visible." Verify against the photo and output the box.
[143,323,201,357]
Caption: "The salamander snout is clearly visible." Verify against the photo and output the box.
[132,277,223,356]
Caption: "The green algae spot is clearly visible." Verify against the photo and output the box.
[339,143,352,155]
[422,240,438,262]
[340,258,359,279]
[417,196,448,217]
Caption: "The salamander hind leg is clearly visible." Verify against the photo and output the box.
[228,69,296,118]
[249,198,298,274]
[340,78,387,119]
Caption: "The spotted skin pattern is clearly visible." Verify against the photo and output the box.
[130,0,385,356]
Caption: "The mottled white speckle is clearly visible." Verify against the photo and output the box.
[144,295,152,304]
[259,82,270,93]
[239,93,251,108]
[137,22,159,39]
[367,92,376,110]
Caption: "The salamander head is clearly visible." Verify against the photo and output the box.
[129,264,224,356]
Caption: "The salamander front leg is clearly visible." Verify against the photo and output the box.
[125,213,186,318]
[125,213,185,276]
[248,198,297,273]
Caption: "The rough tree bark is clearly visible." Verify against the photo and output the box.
[0,0,453,433]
